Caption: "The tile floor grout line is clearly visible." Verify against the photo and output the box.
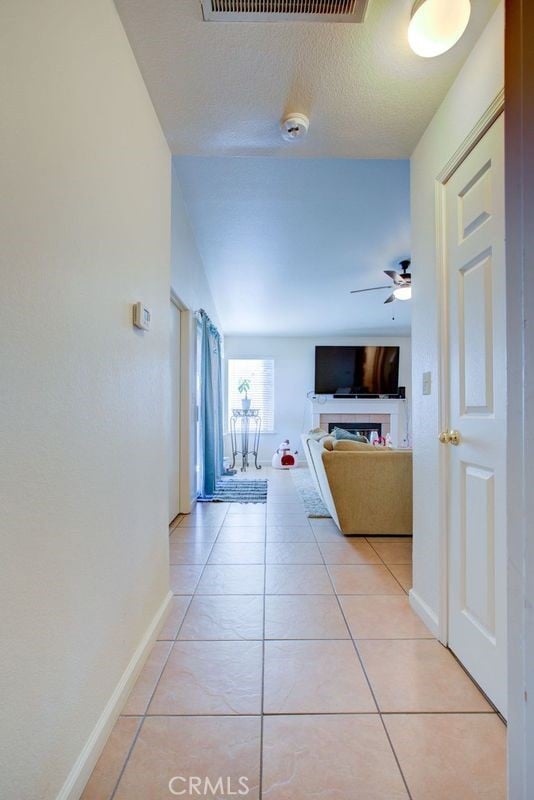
[313,525,415,800]
[337,617,415,799]
[108,717,144,800]
[156,636,434,642]
[365,536,412,595]
[176,591,358,596]
[169,529,221,570]
[109,616,184,799]
[262,478,310,797]
[212,496,268,797]
[366,536,413,595]
[168,589,423,597]
[109,511,230,800]
[324,528,419,795]
[120,709,498,718]
[380,562,410,594]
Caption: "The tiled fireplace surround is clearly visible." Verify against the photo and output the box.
[311,398,404,446]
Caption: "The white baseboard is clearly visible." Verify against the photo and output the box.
[56,590,172,800]
[179,493,197,515]
[409,588,440,638]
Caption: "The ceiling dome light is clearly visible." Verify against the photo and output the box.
[408,0,471,58]
[393,285,412,301]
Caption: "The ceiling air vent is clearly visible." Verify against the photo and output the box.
[200,0,368,23]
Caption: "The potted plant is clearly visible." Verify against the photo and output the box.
[238,378,251,411]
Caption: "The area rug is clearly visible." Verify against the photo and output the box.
[290,468,331,518]
[211,478,268,503]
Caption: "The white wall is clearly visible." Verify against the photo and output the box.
[410,4,504,632]
[0,2,171,798]
[224,336,411,463]
[171,167,222,510]
[171,163,221,328]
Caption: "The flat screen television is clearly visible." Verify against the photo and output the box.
[314,346,400,395]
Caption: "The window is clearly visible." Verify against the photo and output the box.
[227,358,275,432]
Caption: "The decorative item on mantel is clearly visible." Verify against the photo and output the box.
[238,377,251,411]
[370,432,394,448]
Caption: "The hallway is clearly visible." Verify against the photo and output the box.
[83,468,506,800]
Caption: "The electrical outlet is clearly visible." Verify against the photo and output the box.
[422,371,432,395]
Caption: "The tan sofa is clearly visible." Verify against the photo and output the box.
[301,433,412,535]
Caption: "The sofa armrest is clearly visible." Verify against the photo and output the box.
[321,450,413,535]
[302,436,341,527]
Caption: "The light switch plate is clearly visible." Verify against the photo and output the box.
[422,371,432,395]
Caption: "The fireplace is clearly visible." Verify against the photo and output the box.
[312,398,401,446]
[328,422,382,438]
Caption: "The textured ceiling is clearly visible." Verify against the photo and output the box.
[174,157,411,335]
[115,0,499,158]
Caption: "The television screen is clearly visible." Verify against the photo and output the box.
[314,346,400,395]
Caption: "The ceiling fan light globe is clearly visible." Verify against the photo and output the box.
[393,285,412,301]
[408,0,471,58]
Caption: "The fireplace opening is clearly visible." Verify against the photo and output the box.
[328,422,382,438]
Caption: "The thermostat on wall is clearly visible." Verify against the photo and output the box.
[133,302,151,331]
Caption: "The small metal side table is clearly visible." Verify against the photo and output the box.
[229,409,262,472]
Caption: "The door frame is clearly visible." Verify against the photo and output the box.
[170,290,196,514]
[504,2,534,794]
[434,89,505,645]
[169,294,182,521]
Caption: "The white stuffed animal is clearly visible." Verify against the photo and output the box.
[272,440,298,469]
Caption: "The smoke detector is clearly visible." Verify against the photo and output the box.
[280,113,310,142]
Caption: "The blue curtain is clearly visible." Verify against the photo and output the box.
[198,310,224,498]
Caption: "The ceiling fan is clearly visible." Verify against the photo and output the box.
[350,259,412,304]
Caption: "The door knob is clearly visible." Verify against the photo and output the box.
[438,429,461,445]
[448,429,461,445]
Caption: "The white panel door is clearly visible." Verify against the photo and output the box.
[445,115,507,714]
[169,301,181,522]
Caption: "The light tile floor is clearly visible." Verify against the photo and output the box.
[82,467,506,800]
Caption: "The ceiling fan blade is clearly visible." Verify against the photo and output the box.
[384,270,401,283]
[350,285,392,294]
[384,293,396,304]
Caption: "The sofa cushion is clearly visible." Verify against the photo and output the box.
[333,439,376,452]
[322,436,335,451]
[332,426,369,443]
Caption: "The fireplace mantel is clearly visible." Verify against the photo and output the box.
[310,396,406,447]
